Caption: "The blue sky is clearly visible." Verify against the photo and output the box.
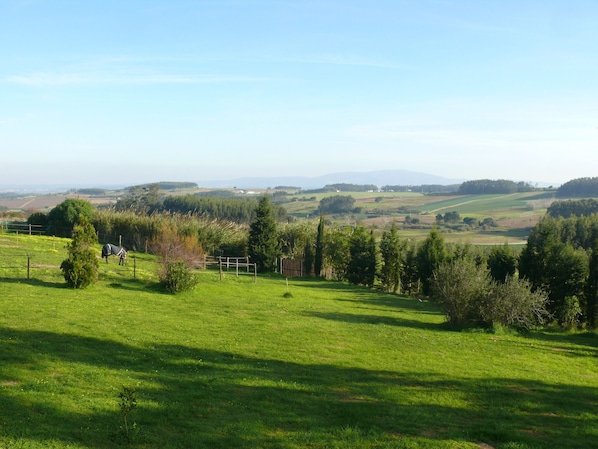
[1,0,597,186]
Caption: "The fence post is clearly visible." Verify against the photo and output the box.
[28,224,32,235]
[133,256,137,280]
[119,235,122,246]
[254,263,257,283]
[219,259,223,280]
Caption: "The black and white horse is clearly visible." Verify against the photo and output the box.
[101,243,127,265]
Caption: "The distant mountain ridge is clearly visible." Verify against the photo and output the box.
[201,170,464,189]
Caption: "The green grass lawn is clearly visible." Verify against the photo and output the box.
[0,234,597,448]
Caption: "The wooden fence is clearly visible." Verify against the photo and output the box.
[218,256,257,282]
[279,258,335,279]
[0,222,45,235]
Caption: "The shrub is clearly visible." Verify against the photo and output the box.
[431,257,490,328]
[432,258,550,330]
[558,296,582,329]
[480,277,549,330]
[161,260,198,293]
[152,223,203,293]
[60,214,99,288]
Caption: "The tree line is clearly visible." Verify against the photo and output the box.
[458,179,534,194]
[556,177,598,197]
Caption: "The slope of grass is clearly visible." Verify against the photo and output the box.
[0,235,597,448]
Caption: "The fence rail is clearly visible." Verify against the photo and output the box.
[1,222,45,235]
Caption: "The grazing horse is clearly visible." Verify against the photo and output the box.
[101,243,127,265]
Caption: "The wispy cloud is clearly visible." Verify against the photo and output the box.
[5,71,272,87]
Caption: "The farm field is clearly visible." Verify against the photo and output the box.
[284,191,556,244]
[0,234,596,449]
[0,187,567,245]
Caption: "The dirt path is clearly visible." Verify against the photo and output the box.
[19,198,37,208]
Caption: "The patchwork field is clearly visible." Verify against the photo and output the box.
[0,234,596,449]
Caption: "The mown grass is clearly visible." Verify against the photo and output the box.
[0,234,597,448]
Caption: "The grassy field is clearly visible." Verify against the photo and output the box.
[0,234,596,448]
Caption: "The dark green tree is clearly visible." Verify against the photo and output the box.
[402,240,420,295]
[314,216,325,277]
[317,195,355,215]
[417,227,448,296]
[303,239,314,276]
[487,243,517,282]
[247,195,280,273]
[47,199,95,237]
[346,227,377,288]
[586,239,598,327]
[324,226,351,281]
[518,216,561,291]
[60,214,100,288]
[379,222,402,293]
[548,244,588,326]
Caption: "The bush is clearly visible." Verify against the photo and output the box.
[161,260,198,293]
[60,215,99,289]
[480,277,549,330]
[152,223,204,293]
[558,296,582,329]
[432,258,549,330]
[48,199,95,237]
[432,257,489,328]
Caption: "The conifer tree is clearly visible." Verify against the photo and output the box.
[346,226,377,288]
[487,243,517,283]
[586,239,598,327]
[60,214,100,288]
[248,195,280,273]
[380,222,402,293]
[314,215,325,277]
[417,227,448,296]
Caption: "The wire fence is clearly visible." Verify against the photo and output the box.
[0,231,149,282]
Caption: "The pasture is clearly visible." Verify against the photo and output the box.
[0,234,596,448]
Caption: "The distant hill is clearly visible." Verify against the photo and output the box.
[200,170,464,189]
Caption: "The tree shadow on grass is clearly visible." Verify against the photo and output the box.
[303,311,444,332]
[516,329,598,359]
[0,276,66,289]
[0,327,595,449]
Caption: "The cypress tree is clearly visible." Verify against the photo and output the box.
[314,215,325,277]
[380,222,402,293]
[247,195,280,273]
[417,227,448,296]
[346,227,377,288]
[60,214,100,288]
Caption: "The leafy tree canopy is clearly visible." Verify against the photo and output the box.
[557,177,598,197]
[318,195,356,215]
[47,199,95,237]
